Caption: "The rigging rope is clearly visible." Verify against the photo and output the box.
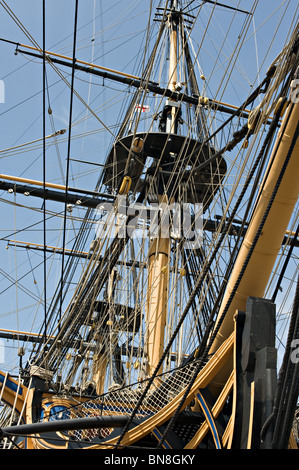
[114,94,285,449]
[155,95,289,448]
[42,0,47,348]
[156,98,299,449]
[59,0,79,326]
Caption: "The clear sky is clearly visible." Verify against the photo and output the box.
[0,0,298,373]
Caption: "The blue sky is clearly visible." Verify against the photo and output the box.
[0,0,298,373]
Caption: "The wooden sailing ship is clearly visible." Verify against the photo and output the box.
[0,0,298,450]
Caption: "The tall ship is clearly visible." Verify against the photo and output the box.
[0,0,298,450]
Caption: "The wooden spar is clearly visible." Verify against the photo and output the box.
[0,172,68,191]
[0,172,114,199]
[169,20,177,92]
[145,211,171,378]
[0,327,55,341]
[16,42,143,82]
[7,240,91,256]
[169,5,178,132]
[208,82,299,393]
[11,42,278,122]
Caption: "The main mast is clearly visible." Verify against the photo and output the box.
[145,1,179,378]
[97,0,226,382]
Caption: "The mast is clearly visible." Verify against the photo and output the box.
[168,0,179,132]
[145,1,179,378]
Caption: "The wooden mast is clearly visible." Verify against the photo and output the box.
[145,1,179,378]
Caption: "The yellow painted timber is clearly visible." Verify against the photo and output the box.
[0,370,28,416]
[0,173,68,191]
[146,236,170,378]
[184,371,234,449]
[247,382,255,449]
[289,431,298,449]
[18,43,142,81]
[145,194,171,378]
[222,415,233,448]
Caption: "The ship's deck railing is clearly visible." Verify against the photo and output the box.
[49,359,201,442]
